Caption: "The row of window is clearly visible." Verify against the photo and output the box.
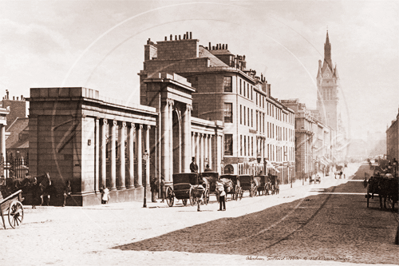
[223,75,294,125]
[224,133,295,162]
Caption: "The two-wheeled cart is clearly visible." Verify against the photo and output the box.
[0,190,24,229]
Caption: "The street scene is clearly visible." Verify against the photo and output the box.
[1,163,398,266]
[1,1,399,265]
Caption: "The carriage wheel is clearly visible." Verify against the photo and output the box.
[189,188,196,206]
[166,187,174,207]
[182,199,188,206]
[8,201,24,229]
[204,190,209,205]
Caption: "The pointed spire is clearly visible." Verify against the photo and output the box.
[324,30,332,71]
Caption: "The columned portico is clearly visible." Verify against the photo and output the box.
[28,87,157,206]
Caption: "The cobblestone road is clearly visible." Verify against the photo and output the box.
[1,163,398,266]
[117,164,399,264]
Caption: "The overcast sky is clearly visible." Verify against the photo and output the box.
[1,0,398,140]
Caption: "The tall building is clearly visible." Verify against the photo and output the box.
[316,31,339,132]
[139,33,295,179]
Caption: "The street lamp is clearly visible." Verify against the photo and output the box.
[143,150,149,208]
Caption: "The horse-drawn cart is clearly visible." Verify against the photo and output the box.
[0,190,24,229]
[219,174,242,200]
[165,173,208,207]
[239,175,257,197]
[366,173,398,211]
[254,175,271,195]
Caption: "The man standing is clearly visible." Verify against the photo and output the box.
[190,157,198,173]
[160,177,166,203]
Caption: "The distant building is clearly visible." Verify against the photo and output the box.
[281,99,333,178]
[386,112,398,162]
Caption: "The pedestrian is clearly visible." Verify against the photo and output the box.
[204,164,212,172]
[160,177,166,203]
[101,185,110,204]
[216,181,226,211]
[190,157,198,173]
[63,180,72,207]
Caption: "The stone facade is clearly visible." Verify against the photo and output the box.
[139,33,295,179]
[281,99,334,179]
[387,111,399,162]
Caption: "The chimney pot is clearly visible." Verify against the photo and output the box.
[170,34,172,40]
[165,36,167,41]
[186,31,189,39]
[21,95,24,100]
[189,32,192,39]
[13,96,15,100]
[209,42,211,50]
[175,35,177,40]
[226,44,228,49]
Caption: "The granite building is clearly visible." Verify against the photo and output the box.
[139,32,295,181]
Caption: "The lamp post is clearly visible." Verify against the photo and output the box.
[143,150,149,208]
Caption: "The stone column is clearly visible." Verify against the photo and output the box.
[195,132,200,168]
[208,135,212,169]
[168,100,174,176]
[145,125,150,186]
[110,120,117,191]
[95,118,99,192]
[100,119,108,189]
[200,133,204,173]
[127,123,135,188]
[204,134,208,169]
[182,104,192,173]
[161,101,169,182]
[137,124,143,187]
[118,122,126,190]
[191,132,195,161]
[0,124,5,169]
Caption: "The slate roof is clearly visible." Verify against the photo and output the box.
[198,46,228,67]
[6,117,29,149]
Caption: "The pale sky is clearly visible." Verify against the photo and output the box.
[1,0,398,140]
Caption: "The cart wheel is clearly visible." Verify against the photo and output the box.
[182,199,188,206]
[166,187,174,207]
[8,201,24,229]
[204,190,209,205]
[189,188,196,206]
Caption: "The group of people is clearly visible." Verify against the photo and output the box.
[190,157,226,211]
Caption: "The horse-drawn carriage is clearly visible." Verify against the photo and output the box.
[365,172,398,211]
[165,173,208,208]
[201,171,219,203]
[254,175,272,195]
[219,174,242,200]
[334,164,345,179]
[239,175,257,197]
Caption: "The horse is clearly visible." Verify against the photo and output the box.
[32,172,52,208]
[0,176,37,200]
[377,174,398,211]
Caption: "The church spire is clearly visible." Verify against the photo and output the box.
[324,31,332,70]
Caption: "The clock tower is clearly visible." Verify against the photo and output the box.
[316,31,339,131]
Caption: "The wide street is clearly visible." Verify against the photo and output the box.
[1,163,398,266]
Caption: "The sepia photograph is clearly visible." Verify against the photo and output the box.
[0,0,398,265]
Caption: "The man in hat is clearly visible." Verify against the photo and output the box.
[190,157,198,173]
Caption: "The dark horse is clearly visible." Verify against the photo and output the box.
[0,176,37,200]
[32,172,53,208]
